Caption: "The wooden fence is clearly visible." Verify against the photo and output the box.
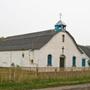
[0,67,90,83]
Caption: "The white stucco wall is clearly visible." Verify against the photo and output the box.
[0,50,30,67]
[0,50,40,67]
[36,31,89,68]
[11,50,30,67]
[0,51,11,67]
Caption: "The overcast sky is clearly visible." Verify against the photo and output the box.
[0,0,90,45]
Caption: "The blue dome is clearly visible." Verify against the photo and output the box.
[55,20,66,32]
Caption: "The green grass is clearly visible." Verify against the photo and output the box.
[0,75,90,90]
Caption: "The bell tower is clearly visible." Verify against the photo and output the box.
[55,14,66,32]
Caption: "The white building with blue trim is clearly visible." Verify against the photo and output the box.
[0,19,90,68]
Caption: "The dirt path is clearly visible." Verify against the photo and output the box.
[33,83,90,90]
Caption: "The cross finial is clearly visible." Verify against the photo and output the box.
[59,13,62,21]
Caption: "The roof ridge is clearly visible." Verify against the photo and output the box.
[6,29,55,40]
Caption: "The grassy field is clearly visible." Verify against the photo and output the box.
[0,68,90,90]
[0,75,90,90]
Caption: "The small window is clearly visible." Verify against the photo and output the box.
[82,59,86,67]
[22,53,24,58]
[62,46,64,54]
[47,54,52,66]
[72,56,76,67]
[31,59,34,64]
[62,35,65,42]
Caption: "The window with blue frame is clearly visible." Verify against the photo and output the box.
[72,56,76,67]
[82,59,86,67]
[47,54,52,66]
[55,25,62,32]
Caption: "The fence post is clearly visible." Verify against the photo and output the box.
[10,67,16,82]
[36,67,38,76]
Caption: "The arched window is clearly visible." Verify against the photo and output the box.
[82,59,86,67]
[72,56,76,67]
[47,54,52,66]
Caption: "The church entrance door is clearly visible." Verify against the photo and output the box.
[60,55,65,68]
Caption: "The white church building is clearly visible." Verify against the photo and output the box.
[0,19,90,68]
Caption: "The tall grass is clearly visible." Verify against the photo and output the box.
[0,67,90,89]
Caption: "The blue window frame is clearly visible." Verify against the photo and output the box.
[55,25,62,32]
[72,56,76,67]
[82,59,86,67]
[47,54,52,66]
